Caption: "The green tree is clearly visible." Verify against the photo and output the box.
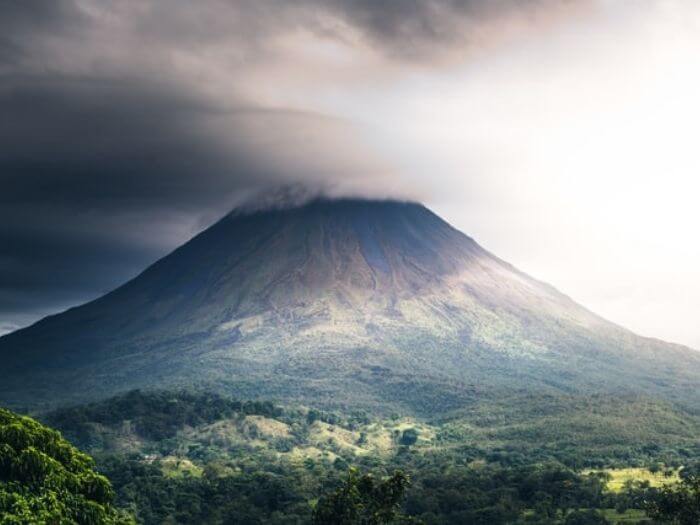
[312,469,411,525]
[645,469,700,525]
[399,429,418,447]
[0,407,132,524]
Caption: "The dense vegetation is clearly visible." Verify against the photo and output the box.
[645,467,700,524]
[312,469,411,524]
[0,407,130,524]
[46,390,280,444]
[29,390,700,524]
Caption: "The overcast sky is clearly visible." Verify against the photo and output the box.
[2,0,700,349]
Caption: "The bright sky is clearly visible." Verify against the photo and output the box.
[405,2,700,348]
[273,1,700,348]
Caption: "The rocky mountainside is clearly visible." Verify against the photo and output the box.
[2,198,699,413]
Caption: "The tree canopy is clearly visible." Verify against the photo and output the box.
[645,467,700,525]
[0,407,131,524]
[312,468,411,525]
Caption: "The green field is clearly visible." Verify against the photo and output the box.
[586,467,680,492]
[601,508,650,523]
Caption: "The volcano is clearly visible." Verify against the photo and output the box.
[2,198,699,413]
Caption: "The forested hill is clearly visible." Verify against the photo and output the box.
[35,389,700,524]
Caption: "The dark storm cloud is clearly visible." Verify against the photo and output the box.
[0,76,227,324]
[304,0,572,58]
[1,77,254,211]
[0,0,585,332]
[104,0,583,62]
[0,0,584,77]
[0,74,386,326]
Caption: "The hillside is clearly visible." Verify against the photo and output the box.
[43,390,700,469]
[1,198,700,413]
[39,390,700,524]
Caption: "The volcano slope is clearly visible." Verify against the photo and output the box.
[1,198,699,414]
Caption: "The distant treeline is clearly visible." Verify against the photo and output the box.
[45,389,280,442]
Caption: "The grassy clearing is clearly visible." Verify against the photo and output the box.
[160,456,204,478]
[601,508,649,523]
[586,467,680,492]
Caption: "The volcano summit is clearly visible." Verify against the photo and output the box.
[1,198,699,413]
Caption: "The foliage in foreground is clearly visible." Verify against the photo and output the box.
[0,407,131,524]
[645,468,700,524]
[312,469,411,525]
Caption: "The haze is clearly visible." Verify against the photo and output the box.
[2,0,700,349]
